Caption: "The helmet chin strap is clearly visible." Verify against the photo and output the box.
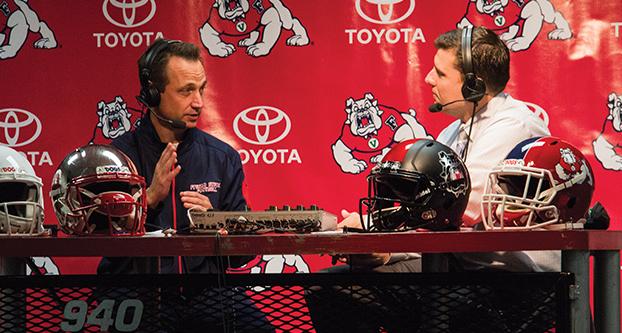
[371,206,406,230]
[371,205,436,231]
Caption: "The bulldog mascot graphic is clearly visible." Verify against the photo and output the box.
[332,93,431,174]
[593,93,622,171]
[230,255,310,291]
[0,0,57,59]
[96,96,133,140]
[199,0,309,57]
[556,147,593,186]
[27,257,59,275]
[457,0,572,51]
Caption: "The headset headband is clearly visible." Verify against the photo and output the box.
[461,25,474,76]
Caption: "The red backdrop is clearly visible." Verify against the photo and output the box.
[1,1,621,280]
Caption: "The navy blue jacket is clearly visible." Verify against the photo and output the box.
[98,115,250,274]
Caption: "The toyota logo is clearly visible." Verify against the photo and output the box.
[355,0,415,25]
[0,108,42,147]
[103,0,156,28]
[233,106,291,145]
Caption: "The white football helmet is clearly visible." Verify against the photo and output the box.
[0,145,44,235]
[481,137,594,230]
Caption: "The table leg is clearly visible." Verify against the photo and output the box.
[0,257,24,275]
[593,250,620,333]
[562,250,590,333]
[421,253,449,273]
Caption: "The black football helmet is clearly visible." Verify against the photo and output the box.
[360,139,471,231]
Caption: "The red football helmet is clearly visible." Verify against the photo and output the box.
[50,144,146,236]
[481,137,595,230]
[360,139,471,231]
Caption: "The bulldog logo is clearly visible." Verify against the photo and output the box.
[457,0,572,52]
[0,0,57,59]
[593,93,622,171]
[438,151,468,197]
[332,93,432,174]
[97,96,133,140]
[230,254,310,291]
[199,0,309,57]
[26,257,59,275]
[555,148,593,186]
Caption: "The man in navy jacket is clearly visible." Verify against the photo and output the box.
[98,39,251,275]
[97,39,271,332]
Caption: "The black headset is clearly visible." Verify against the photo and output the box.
[137,39,181,108]
[460,26,486,103]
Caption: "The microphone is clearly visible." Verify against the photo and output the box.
[150,109,186,129]
[428,99,466,113]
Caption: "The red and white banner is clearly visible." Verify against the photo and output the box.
[1,0,621,278]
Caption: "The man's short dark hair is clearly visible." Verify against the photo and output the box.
[434,27,510,94]
[138,39,201,93]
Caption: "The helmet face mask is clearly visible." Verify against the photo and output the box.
[51,145,147,236]
[484,166,559,229]
[482,137,594,230]
[0,146,45,236]
[360,139,470,231]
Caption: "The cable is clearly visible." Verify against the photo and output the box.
[170,165,183,275]
[461,101,478,162]
[214,232,233,332]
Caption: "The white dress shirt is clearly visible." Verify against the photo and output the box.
[437,92,550,226]
[438,92,560,272]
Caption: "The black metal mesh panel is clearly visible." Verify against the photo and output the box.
[0,272,571,332]
[304,273,572,333]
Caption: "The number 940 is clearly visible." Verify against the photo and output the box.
[61,299,143,332]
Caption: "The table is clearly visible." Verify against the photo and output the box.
[1,230,620,333]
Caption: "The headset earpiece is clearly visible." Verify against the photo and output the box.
[137,39,180,108]
[462,73,486,103]
[461,26,486,103]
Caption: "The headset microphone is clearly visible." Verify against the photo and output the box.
[428,99,465,113]
[150,109,187,129]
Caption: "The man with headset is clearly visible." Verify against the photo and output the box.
[425,26,556,272]
[308,27,556,333]
[336,26,554,272]
[97,39,272,332]
[98,38,250,273]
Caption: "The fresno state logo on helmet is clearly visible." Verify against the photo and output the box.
[438,150,468,197]
[555,147,593,186]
